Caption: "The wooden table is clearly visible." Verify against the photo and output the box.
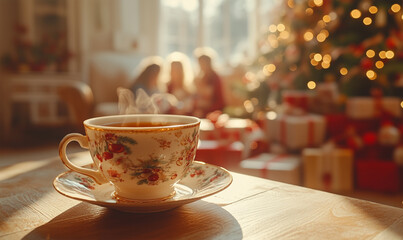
[1,151,403,239]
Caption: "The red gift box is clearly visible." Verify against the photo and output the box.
[282,90,310,112]
[325,114,348,138]
[355,160,400,193]
[196,140,244,169]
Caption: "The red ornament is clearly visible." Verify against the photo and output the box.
[362,132,377,146]
[386,37,397,49]
[360,58,373,70]
[351,44,365,57]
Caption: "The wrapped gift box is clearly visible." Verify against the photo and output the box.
[239,153,301,185]
[303,148,354,192]
[196,140,244,169]
[346,97,402,119]
[265,114,326,150]
[325,114,348,138]
[199,118,254,143]
[282,90,311,112]
[355,160,400,193]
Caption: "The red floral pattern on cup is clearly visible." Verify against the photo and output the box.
[89,130,199,186]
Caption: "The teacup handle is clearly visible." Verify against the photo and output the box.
[59,133,109,184]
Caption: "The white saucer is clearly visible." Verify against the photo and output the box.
[53,161,232,213]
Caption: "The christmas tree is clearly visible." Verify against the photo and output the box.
[250,0,403,111]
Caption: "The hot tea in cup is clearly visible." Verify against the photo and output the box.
[59,114,200,200]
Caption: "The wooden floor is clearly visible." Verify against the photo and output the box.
[1,133,402,209]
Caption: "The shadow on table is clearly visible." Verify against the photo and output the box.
[345,197,403,238]
[23,200,243,239]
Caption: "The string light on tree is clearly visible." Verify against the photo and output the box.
[323,54,332,63]
[248,0,403,113]
[340,67,348,75]
[306,8,314,15]
[385,50,394,59]
[363,17,372,25]
[307,81,316,89]
[304,31,314,41]
[351,9,362,19]
[313,0,323,7]
[314,53,322,62]
[375,61,384,69]
[323,15,331,23]
[366,70,377,80]
[369,6,378,14]
[391,4,401,13]
[317,32,327,42]
[366,49,375,58]
[277,24,286,32]
[379,51,386,59]
[287,0,295,8]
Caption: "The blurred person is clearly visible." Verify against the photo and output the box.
[130,56,164,96]
[193,47,225,117]
[164,51,195,114]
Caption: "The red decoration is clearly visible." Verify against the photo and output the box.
[351,44,365,57]
[196,140,243,169]
[360,58,373,70]
[356,160,400,193]
[386,37,397,49]
[362,132,377,146]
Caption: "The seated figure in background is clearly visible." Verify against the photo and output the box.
[165,51,195,115]
[193,47,225,118]
[130,56,164,96]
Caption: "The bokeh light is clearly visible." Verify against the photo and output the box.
[304,31,314,41]
[340,67,348,75]
[323,54,332,63]
[369,6,378,14]
[287,0,295,8]
[314,53,322,62]
[375,61,384,69]
[269,24,277,32]
[313,0,323,7]
[321,62,330,69]
[366,70,377,80]
[363,17,372,25]
[317,33,327,42]
[266,111,277,120]
[277,24,286,32]
[351,9,361,19]
[264,64,276,73]
[323,15,331,23]
[385,50,395,59]
[391,4,401,13]
[307,81,316,89]
[379,51,386,59]
[366,49,375,58]
[306,8,314,15]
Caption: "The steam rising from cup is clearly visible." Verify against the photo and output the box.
[117,87,178,116]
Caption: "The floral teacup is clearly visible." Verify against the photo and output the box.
[59,114,200,200]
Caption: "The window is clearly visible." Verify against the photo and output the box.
[159,0,281,67]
